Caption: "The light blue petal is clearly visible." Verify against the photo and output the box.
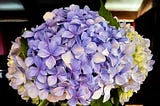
[47,75,57,86]
[68,24,77,33]
[108,55,118,67]
[38,49,50,58]
[97,31,109,42]
[45,56,56,69]
[27,67,38,79]
[69,4,80,11]
[85,42,97,54]
[35,80,47,89]
[25,57,33,67]
[71,18,81,24]
[62,31,74,38]
[79,98,90,105]
[71,59,81,70]
[22,31,34,38]
[115,73,129,85]
[72,44,85,59]
[53,46,65,56]
[68,98,77,106]
[82,64,92,74]
[38,41,48,50]
[49,40,57,53]
[92,52,106,63]
[68,39,75,48]
[37,73,47,83]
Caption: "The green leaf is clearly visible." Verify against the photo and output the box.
[98,0,120,29]
[91,97,113,106]
[113,90,119,106]
[111,88,123,106]
[103,101,113,106]
[38,99,49,106]
[19,38,28,59]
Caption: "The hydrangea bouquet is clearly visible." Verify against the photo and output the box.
[6,0,154,106]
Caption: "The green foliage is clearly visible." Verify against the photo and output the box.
[91,97,113,106]
[98,0,120,29]
[38,100,49,106]
[112,88,121,106]
[19,38,28,59]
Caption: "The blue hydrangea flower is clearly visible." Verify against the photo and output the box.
[6,4,154,106]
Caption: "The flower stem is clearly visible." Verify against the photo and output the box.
[38,99,49,106]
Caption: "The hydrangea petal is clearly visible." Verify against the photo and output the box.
[115,74,128,85]
[22,31,34,38]
[10,40,20,55]
[81,64,92,74]
[13,70,26,85]
[85,42,97,54]
[132,72,146,83]
[49,40,57,53]
[25,57,33,67]
[68,25,78,33]
[52,36,62,45]
[71,18,81,24]
[103,85,114,102]
[97,31,108,42]
[92,87,103,100]
[38,41,48,50]
[26,84,38,98]
[71,59,81,70]
[15,56,26,69]
[53,46,65,56]
[79,86,91,99]
[68,98,77,106]
[43,12,55,21]
[27,67,38,78]
[79,98,90,105]
[102,48,109,56]
[61,51,73,68]
[124,44,136,55]
[62,31,74,38]
[53,87,65,96]
[39,89,49,100]
[38,49,50,58]
[47,75,57,86]
[109,55,118,67]
[68,39,75,48]
[72,44,85,59]
[37,74,47,83]
[86,19,94,25]
[45,56,56,69]
[92,52,106,63]
[69,4,80,11]
[35,80,46,89]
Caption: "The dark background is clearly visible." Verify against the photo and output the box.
[0,0,160,106]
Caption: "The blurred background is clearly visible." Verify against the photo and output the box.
[0,0,160,106]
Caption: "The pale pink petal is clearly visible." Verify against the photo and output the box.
[52,87,65,96]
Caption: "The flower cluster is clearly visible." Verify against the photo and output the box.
[6,4,154,106]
